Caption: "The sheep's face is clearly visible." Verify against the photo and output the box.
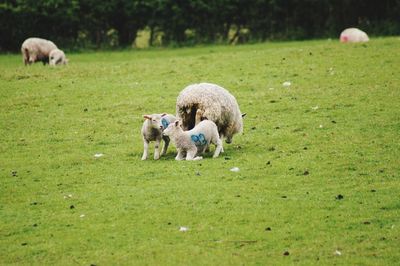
[29,54,37,64]
[49,50,67,66]
[143,114,162,129]
[143,113,169,131]
[163,120,181,137]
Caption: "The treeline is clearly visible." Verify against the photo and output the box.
[1,0,399,51]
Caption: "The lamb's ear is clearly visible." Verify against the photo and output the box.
[161,113,167,117]
[174,120,180,126]
[143,115,152,120]
[241,113,247,118]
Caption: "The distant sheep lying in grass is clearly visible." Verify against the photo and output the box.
[176,82,244,145]
[49,48,68,66]
[163,119,222,160]
[141,113,176,160]
[21,37,58,65]
[340,28,369,43]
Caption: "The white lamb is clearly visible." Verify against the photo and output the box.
[141,113,176,160]
[21,37,58,65]
[163,119,222,161]
[49,48,68,66]
[176,83,244,146]
[340,28,369,43]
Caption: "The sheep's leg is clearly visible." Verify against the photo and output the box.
[22,49,29,65]
[161,137,169,156]
[219,135,225,153]
[195,109,203,125]
[175,149,185,161]
[154,138,161,160]
[142,139,149,160]
[186,147,203,161]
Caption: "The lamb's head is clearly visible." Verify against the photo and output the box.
[49,49,67,66]
[143,113,172,131]
[163,120,182,137]
[143,114,162,129]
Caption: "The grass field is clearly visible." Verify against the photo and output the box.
[1,38,399,265]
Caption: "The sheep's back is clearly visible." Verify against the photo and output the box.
[177,83,239,119]
[21,38,57,55]
[176,83,243,135]
[340,28,369,43]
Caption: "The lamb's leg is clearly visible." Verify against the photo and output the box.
[186,147,203,161]
[204,145,210,153]
[200,145,207,154]
[175,149,185,161]
[142,139,149,160]
[154,138,161,160]
[161,136,169,156]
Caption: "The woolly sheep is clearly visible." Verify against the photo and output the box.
[340,28,369,43]
[141,113,176,160]
[163,119,222,161]
[21,37,58,65]
[176,82,244,145]
[49,48,68,66]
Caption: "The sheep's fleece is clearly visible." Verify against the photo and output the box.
[176,82,243,143]
[340,28,369,43]
[21,37,57,65]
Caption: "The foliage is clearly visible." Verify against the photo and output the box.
[1,0,400,51]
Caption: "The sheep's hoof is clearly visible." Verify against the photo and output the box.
[141,157,147,160]
[193,156,203,161]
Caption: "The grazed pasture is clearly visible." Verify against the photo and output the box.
[1,38,399,265]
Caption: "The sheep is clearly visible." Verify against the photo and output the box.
[21,37,58,65]
[163,119,222,161]
[340,28,369,43]
[176,83,244,147]
[141,113,176,160]
[49,48,68,66]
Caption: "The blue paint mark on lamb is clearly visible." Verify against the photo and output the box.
[191,133,207,146]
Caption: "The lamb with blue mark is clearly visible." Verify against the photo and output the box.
[163,119,222,161]
[141,113,176,160]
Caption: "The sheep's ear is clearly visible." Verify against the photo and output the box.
[241,113,247,118]
[174,120,180,126]
[143,115,152,120]
[161,113,167,117]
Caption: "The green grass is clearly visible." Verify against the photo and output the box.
[1,37,399,265]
